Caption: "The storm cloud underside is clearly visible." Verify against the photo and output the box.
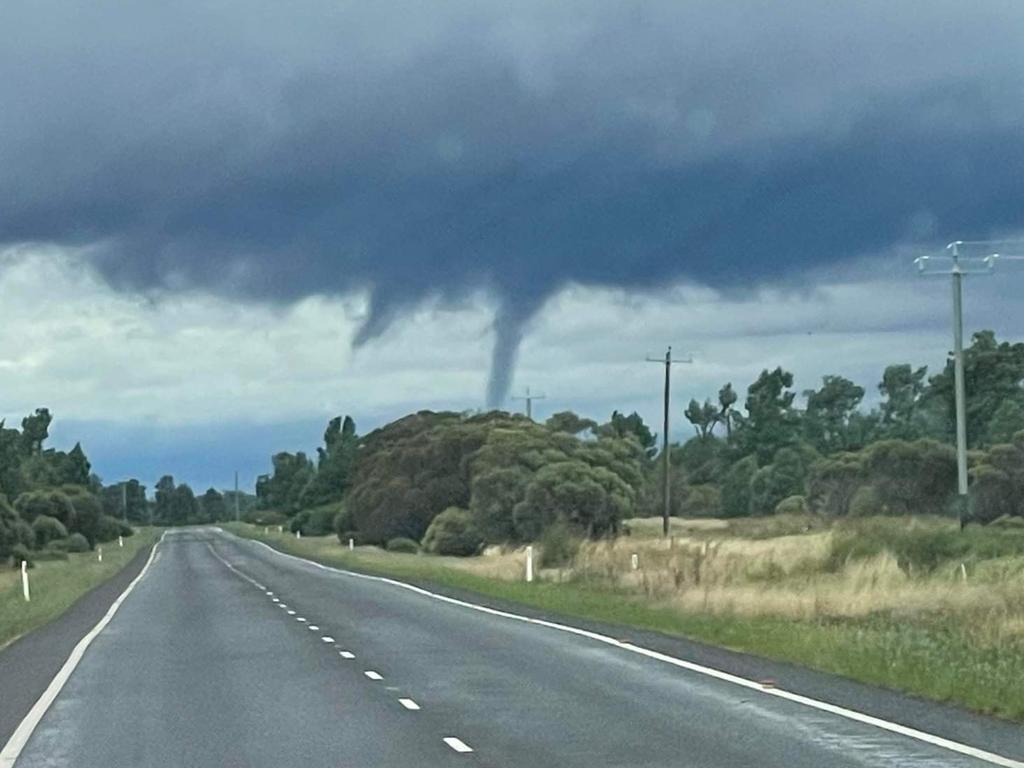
[3,2,1024,405]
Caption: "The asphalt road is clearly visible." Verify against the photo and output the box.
[5,529,1023,767]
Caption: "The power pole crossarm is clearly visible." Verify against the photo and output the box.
[645,346,693,537]
[512,386,547,421]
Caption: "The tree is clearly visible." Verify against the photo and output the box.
[301,416,359,508]
[200,488,227,522]
[718,383,738,439]
[684,399,718,439]
[171,484,200,525]
[154,475,176,524]
[720,455,758,518]
[987,397,1024,446]
[877,364,929,440]
[924,331,1024,447]
[748,445,819,516]
[469,466,530,542]
[596,411,657,458]
[65,443,91,486]
[545,411,597,435]
[803,375,865,454]
[734,368,800,464]
[20,408,52,457]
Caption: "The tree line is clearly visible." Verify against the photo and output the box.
[251,330,1024,555]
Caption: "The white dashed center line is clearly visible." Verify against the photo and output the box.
[308,625,320,631]
[265,591,273,596]
[271,597,280,603]
[364,671,383,681]
[443,737,473,753]
[287,610,296,615]
[321,636,335,643]
[339,651,355,659]
[296,617,307,623]
[398,698,420,711]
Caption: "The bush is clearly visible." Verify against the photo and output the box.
[289,510,310,534]
[720,456,758,518]
[334,506,355,541]
[10,543,33,567]
[679,484,721,517]
[385,537,420,553]
[422,507,483,556]
[94,515,127,543]
[32,548,69,561]
[66,533,91,553]
[848,486,882,517]
[13,519,35,549]
[244,509,288,527]
[32,515,68,547]
[305,505,338,536]
[49,537,72,552]
[774,495,808,515]
[539,521,578,567]
[827,517,1024,573]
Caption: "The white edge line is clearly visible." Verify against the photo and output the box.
[443,737,473,753]
[339,651,355,659]
[364,670,383,680]
[235,533,1024,768]
[398,698,420,711]
[0,532,166,768]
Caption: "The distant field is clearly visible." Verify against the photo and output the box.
[0,529,160,649]
[225,516,1024,721]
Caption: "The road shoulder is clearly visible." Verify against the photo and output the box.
[0,542,156,748]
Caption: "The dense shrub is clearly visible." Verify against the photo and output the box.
[774,495,808,515]
[10,543,33,567]
[848,486,881,517]
[333,506,355,540]
[243,509,288,527]
[385,537,420,553]
[720,456,758,517]
[678,484,721,517]
[32,515,68,547]
[539,521,579,567]
[289,510,310,533]
[305,505,339,536]
[13,490,76,526]
[422,507,483,556]
[32,549,69,561]
[66,533,90,552]
[48,537,72,552]
[827,518,1024,573]
[94,515,127,543]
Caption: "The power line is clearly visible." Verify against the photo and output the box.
[512,386,546,420]
[645,346,692,537]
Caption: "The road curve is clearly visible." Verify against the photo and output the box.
[6,529,1022,767]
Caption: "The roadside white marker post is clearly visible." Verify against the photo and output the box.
[631,553,639,571]
[348,538,354,551]
[264,526,268,534]
[278,525,283,533]
[296,530,301,539]
[526,545,534,583]
[960,562,967,582]
[21,560,29,602]
[98,547,103,563]
[118,536,123,548]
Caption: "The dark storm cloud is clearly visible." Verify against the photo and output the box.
[3,1,1024,404]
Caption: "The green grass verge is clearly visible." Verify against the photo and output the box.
[224,523,1024,722]
[0,529,161,649]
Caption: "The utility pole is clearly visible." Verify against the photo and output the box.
[645,346,692,537]
[512,386,546,421]
[916,240,1023,527]
[234,471,240,522]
